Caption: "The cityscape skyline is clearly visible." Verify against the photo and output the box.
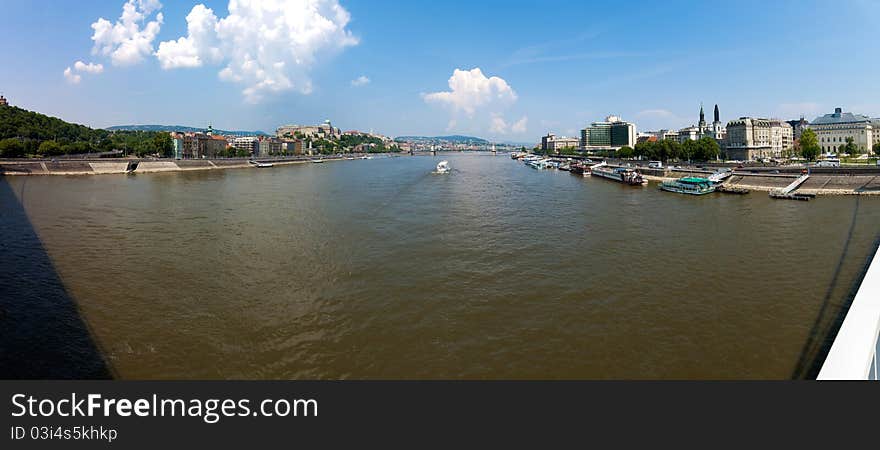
[1,0,878,141]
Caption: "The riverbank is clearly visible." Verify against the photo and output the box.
[639,168,880,196]
[0,155,381,176]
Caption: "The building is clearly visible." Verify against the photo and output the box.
[786,118,810,140]
[257,138,283,157]
[171,133,184,159]
[282,139,305,155]
[0,94,7,107]
[726,118,770,161]
[276,120,340,140]
[679,104,726,143]
[171,132,228,159]
[809,107,875,154]
[541,133,579,152]
[769,120,794,157]
[204,136,229,158]
[580,115,636,150]
[230,136,259,155]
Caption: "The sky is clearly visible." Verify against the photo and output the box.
[0,0,878,143]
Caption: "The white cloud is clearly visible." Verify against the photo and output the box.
[63,61,106,84]
[155,4,222,69]
[511,116,528,134]
[351,75,370,87]
[90,0,164,67]
[423,68,517,117]
[74,61,105,74]
[63,67,82,84]
[489,115,509,134]
[156,0,359,103]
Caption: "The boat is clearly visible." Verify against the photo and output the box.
[569,163,586,175]
[434,160,451,174]
[311,159,325,164]
[248,160,274,168]
[590,166,647,185]
[659,177,716,195]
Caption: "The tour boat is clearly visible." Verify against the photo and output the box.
[659,177,716,195]
[590,166,647,185]
[434,160,451,174]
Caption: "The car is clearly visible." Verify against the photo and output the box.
[648,161,663,169]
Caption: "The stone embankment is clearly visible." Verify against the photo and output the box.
[637,166,880,196]
[0,156,357,176]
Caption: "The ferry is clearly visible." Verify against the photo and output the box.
[659,177,716,195]
[591,166,647,186]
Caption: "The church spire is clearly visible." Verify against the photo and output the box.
[699,104,705,124]
[714,104,720,123]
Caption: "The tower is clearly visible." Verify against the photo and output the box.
[698,103,707,133]
[714,104,720,124]
[0,94,7,107]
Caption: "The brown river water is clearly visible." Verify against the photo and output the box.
[1,153,878,379]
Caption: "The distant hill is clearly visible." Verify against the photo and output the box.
[395,135,489,145]
[108,125,269,136]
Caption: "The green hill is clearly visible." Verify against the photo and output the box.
[0,106,171,157]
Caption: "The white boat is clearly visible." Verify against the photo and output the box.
[434,160,451,174]
[311,159,325,164]
[249,160,274,168]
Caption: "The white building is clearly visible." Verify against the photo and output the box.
[541,133,580,152]
[810,108,875,154]
[725,117,792,160]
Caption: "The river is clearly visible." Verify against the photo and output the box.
[2,153,878,379]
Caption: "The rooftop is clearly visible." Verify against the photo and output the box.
[812,107,872,125]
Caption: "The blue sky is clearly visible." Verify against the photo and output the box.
[0,0,877,142]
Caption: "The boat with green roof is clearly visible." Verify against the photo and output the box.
[659,177,716,195]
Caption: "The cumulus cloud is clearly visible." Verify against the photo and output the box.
[63,67,82,84]
[488,114,528,135]
[155,4,222,69]
[423,68,517,117]
[156,0,359,103]
[351,75,370,87]
[425,68,525,135]
[489,114,509,134]
[511,116,528,134]
[74,61,105,74]
[63,61,105,84]
[90,0,164,67]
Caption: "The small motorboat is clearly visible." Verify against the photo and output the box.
[434,160,451,174]
[249,160,274,168]
[311,159,325,164]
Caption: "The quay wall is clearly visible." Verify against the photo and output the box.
[0,156,359,176]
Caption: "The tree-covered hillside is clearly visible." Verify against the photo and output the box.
[0,106,171,157]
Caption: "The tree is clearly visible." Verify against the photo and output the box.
[842,137,858,156]
[799,128,820,161]
[37,140,63,156]
[617,146,634,158]
[153,132,173,158]
[874,142,880,155]
[0,138,25,157]
[695,137,720,161]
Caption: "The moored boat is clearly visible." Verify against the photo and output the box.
[590,166,647,185]
[659,177,716,195]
